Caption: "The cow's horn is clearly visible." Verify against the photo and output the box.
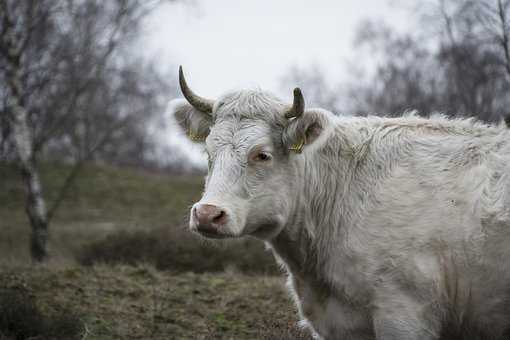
[285,88,305,119]
[179,66,214,114]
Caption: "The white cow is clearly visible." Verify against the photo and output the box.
[171,66,510,340]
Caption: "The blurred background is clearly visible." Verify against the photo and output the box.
[1,0,509,339]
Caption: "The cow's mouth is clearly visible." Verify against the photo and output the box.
[193,225,237,239]
[195,230,234,239]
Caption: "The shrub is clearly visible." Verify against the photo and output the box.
[77,228,280,275]
[0,289,43,340]
[0,289,82,340]
[77,230,160,267]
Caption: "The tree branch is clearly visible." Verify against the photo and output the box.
[46,114,134,222]
[497,0,510,76]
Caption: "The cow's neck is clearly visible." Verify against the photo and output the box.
[268,123,408,284]
[268,137,356,280]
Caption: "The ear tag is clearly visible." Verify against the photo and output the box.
[289,138,305,153]
[187,129,205,142]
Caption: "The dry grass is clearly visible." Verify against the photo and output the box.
[0,264,311,339]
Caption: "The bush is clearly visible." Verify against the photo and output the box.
[0,289,83,340]
[0,289,43,340]
[77,228,280,275]
[77,230,160,267]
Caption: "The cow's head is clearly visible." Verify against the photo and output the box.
[171,67,332,240]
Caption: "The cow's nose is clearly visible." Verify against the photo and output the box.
[193,204,228,229]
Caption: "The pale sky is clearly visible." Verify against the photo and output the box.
[142,0,415,166]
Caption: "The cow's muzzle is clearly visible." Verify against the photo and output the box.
[190,203,231,238]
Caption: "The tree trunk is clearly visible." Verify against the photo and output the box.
[2,3,50,262]
[20,159,49,262]
[9,88,49,262]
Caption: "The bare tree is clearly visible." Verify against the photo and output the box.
[0,0,173,261]
[455,0,510,78]
[496,0,510,76]
[347,20,443,117]
[0,2,52,261]
[282,0,510,121]
[432,0,510,120]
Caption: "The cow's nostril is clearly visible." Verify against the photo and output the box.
[213,210,226,224]
[193,204,228,227]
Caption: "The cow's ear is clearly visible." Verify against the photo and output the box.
[170,99,213,143]
[282,109,331,153]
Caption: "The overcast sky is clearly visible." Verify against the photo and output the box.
[142,0,415,165]
[145,0,413,97]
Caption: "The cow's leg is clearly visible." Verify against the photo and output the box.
[373,292,440,340]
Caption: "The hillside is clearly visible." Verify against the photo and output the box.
[0,162,204,262]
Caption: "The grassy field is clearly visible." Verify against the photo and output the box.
[0,264,310,339]
[0,162,204,262]
[0,163,309,339]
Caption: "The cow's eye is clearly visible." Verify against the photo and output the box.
[252,152,272,162]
